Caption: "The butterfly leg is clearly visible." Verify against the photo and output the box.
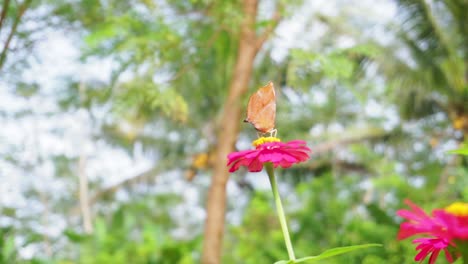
[270,129,277,138]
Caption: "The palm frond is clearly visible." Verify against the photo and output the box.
[387,0,468,120]
[437,0,468,58]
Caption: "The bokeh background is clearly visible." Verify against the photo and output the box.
[0,0,467,263]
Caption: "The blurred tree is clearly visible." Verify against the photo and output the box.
[383,0,468,136]
[378,0,468,196]
[0,0,61,77]
[202,0,281,263]
[61,194,200,264]
[2,0,467,263]
[0,0,32,71]
[50,0,283,263]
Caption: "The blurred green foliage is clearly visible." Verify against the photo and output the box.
[59,195,200,264]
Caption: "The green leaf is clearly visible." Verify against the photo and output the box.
[84,22,118,48]
[447,146,468,155]
[2,236,16,261]
[275,261,295,264]
[274,244,382,264]
[64,229,91,243]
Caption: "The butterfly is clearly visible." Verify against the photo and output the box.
[244,81,276,136]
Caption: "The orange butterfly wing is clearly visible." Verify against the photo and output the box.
[244,82,276,133]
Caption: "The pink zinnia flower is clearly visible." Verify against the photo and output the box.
[433,203,468,240]
[227,137,310,173]
[397,200,447,240]
[397,200,468,264]
[412,237,453,264]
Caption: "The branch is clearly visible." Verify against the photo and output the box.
[39,192,52,257]
[435,141,463,195]
[255,7,281,51]
[0,0,10,34]
[0,0,31,71]
[302,159,370,174]
[78,134,93,234]
[169,26,228,82]
[88,165,161,205]
[290,129,391,174]
[93,129,387,202]
[311,128,389,154]
[68,165,164,217]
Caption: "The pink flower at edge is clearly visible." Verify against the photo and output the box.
[397,200,468,263]
[412,237,453,264]
[396,199,447,240]
[227,139,310,173]
[433,209,468,240]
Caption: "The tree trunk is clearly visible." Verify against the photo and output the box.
[201,1,260,263]
[78,81,93,234]
[0,0,31,71]
[78,151,93,234]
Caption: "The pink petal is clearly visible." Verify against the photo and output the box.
[443,248,454,263]
[247,156,264,172]
[428,247,440,264]
[227,149,256,165]
[278,159,294,168]
[228,150,261,172]
[433,210,468,240]
[412,237,449,264]
[398,223,421,239]
[228,157,250,172]
[397,200,447,240]
[226,139,311,173]
[414,244,431,261]
[405,199,431,219]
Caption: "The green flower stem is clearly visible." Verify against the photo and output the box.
[463,251,468,264]
[458,241,468,264]
[265,163,296,261]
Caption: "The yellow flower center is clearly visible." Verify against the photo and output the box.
[445,202,468,217]
[252,136,281,147]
